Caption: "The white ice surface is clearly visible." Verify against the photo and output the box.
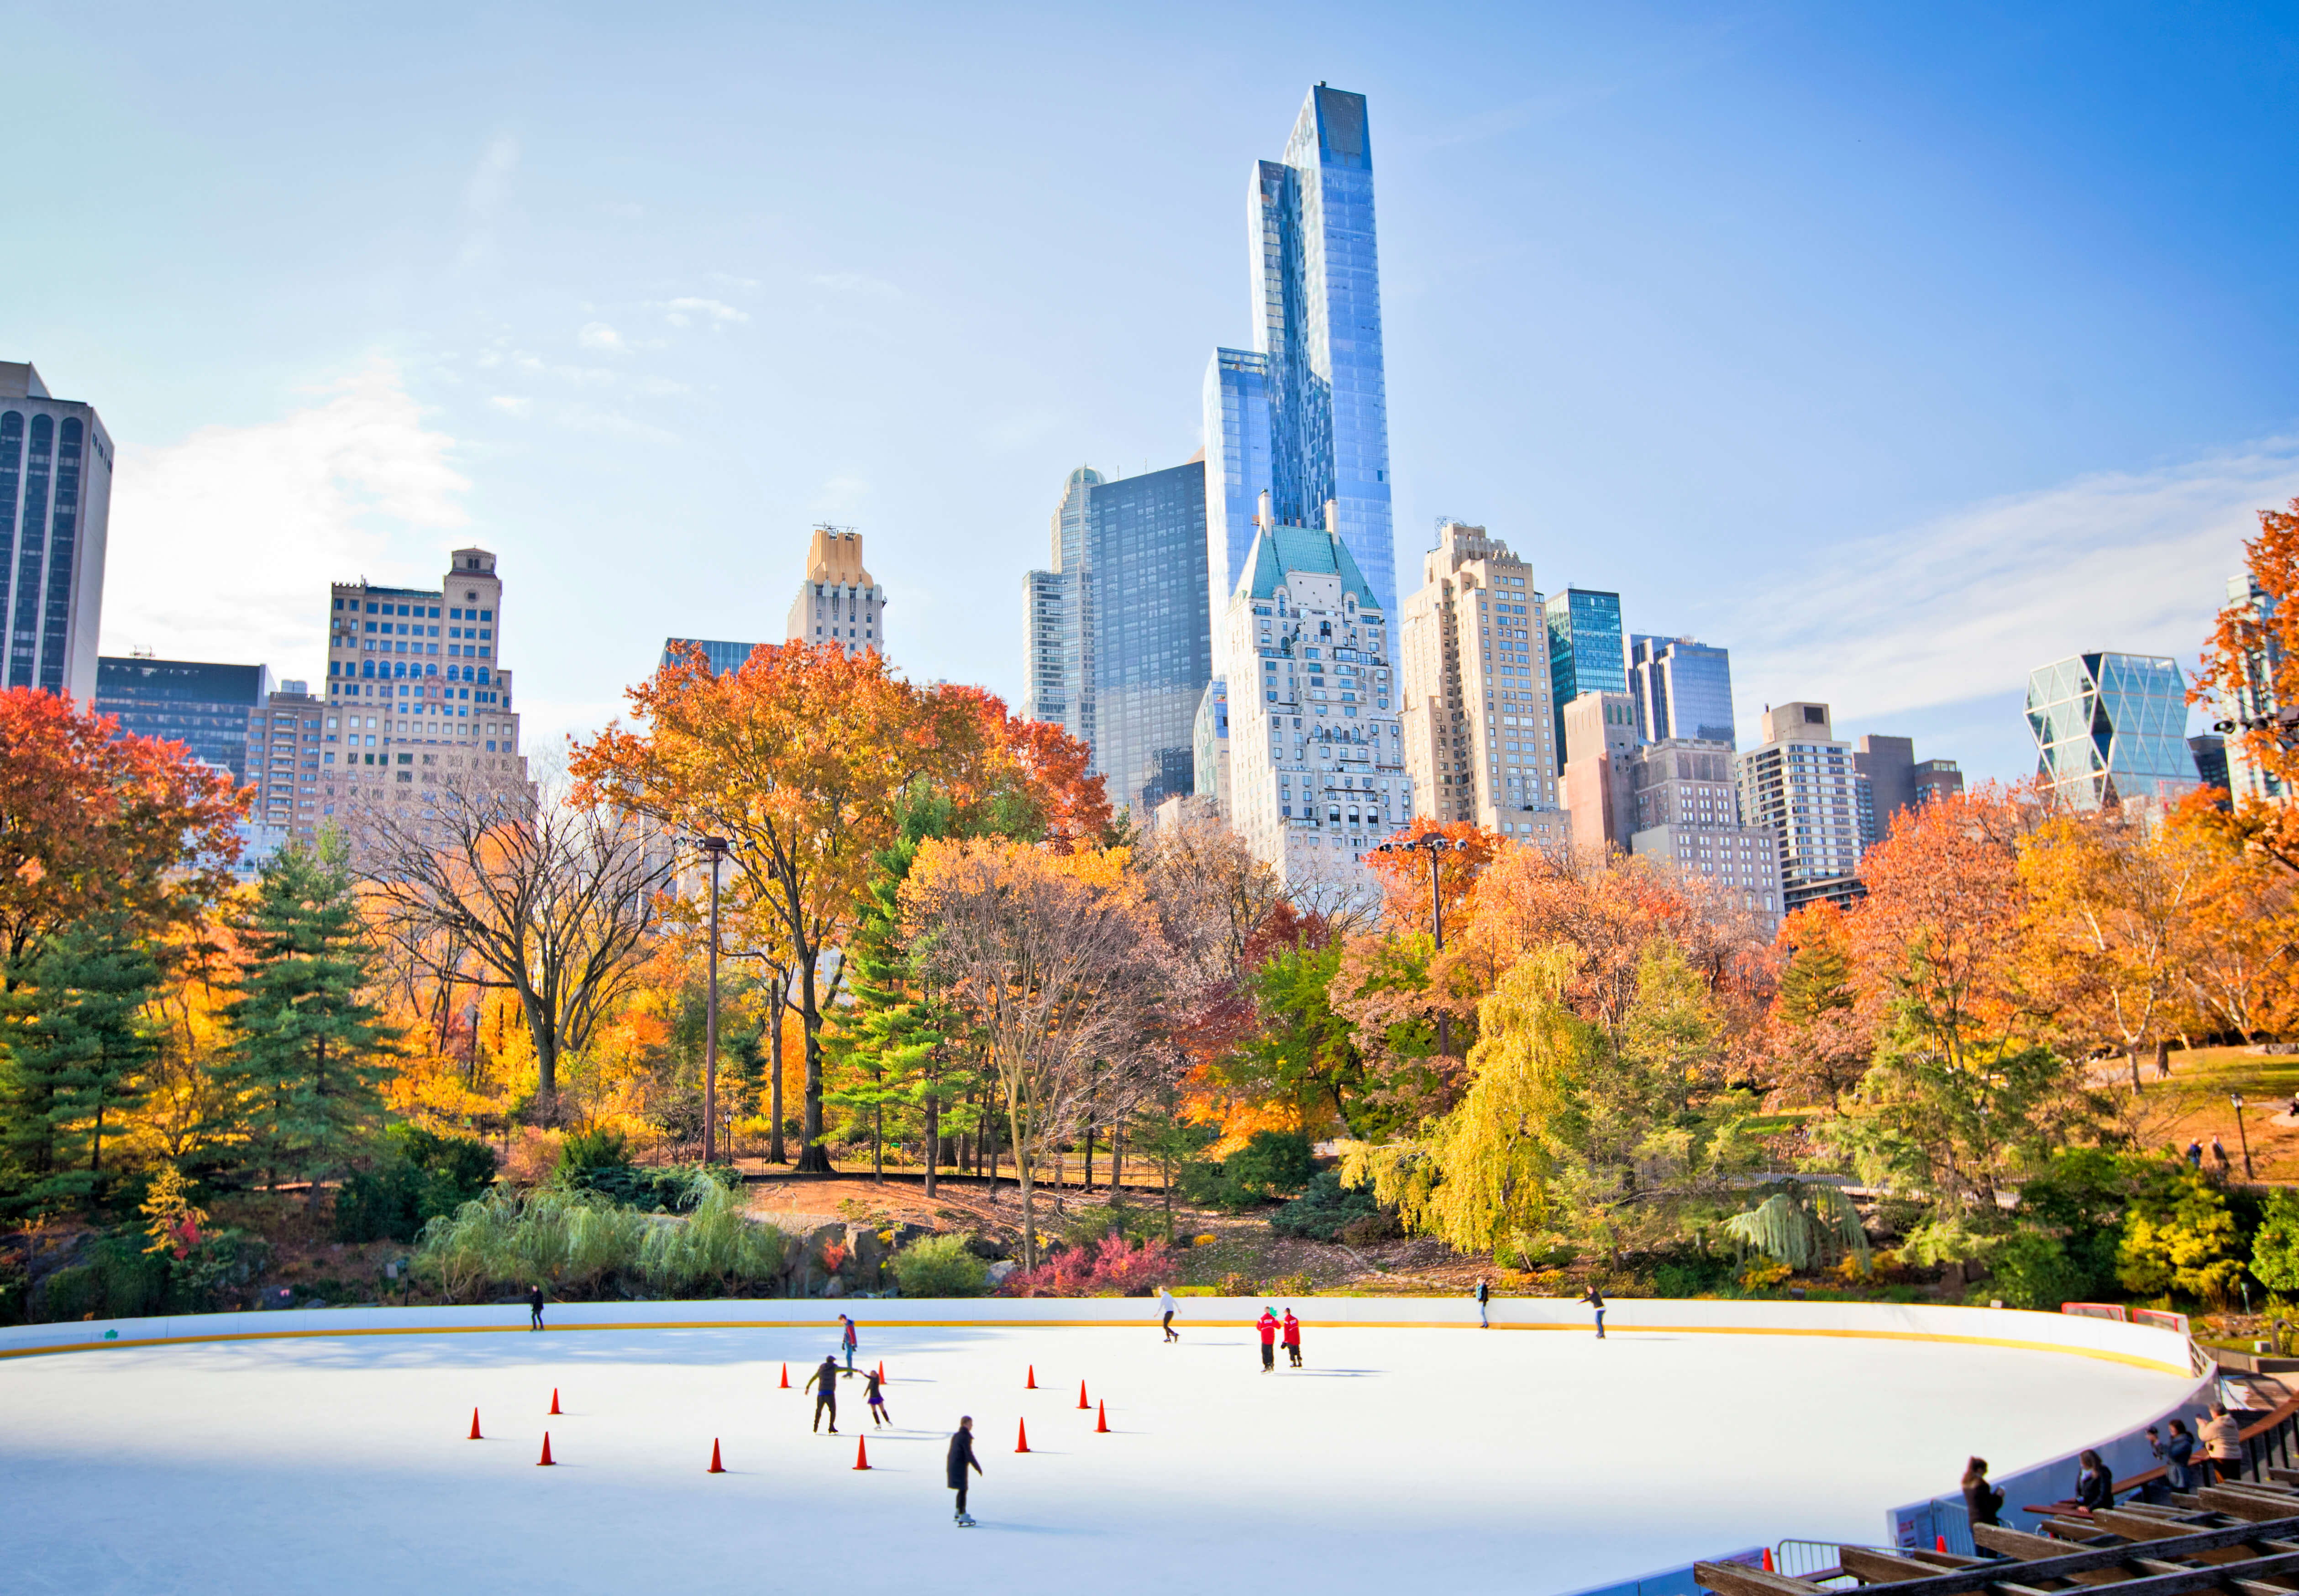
[0,1318,2192,1595]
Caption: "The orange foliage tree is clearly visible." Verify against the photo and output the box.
[0,687,243,982]
[2197,496,2299,798]
[571,643,1103,1171]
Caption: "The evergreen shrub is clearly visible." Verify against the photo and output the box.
[890,1234,989,1297]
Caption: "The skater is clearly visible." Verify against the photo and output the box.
[1473,1276,1490,1329]
[864,1365,891,1427]
[528,1282,545,1331]
[1159,1284,1179,1343]
[1281,1308,1302,1368]
[803,1354,841,1433]
[840,1312,859,1373]
[1256,1306,1279,1372]
[947,1415,982,1527]
[1579,1283,1606,1339]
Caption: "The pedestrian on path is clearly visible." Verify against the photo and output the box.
[1159,1285,1180,1343]
[1578,1284,1606,1339]
[803,1354,841,1433]
[1282,1308,1302,1368]
[528,1283,545,1331]
[840,1312,859,1373]
[947,1416,982,1527]
[1256,1307,1279,1372]
[2213,1137,2233,1179]
[1473,1276,1490,1329]
[1962,1457,2004,1527]
[2187,1139,2205,1170]
[2202,1404,2243,1482]
[864,1366,891,1427]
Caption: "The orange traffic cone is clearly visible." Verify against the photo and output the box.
[853,1436,871,1470]
[709,1439,725,1474]
[467,1408,483,1440]
[876,1360,885,1383]
[549,1388,561,1416]
[1025,1365,1036,1389]
[1936,1536,1947,1553]
[780,1363,791,1389]
[1077,1380,1090,1410]
[1762,1550,1774,1573]
[1016,1418,1031,1453]
[1096,1400,1109,1434]
[538,1432,555,1466]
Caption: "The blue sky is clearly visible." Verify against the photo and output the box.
[8,2,2297,780]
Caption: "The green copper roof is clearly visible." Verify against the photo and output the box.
[1235,525,1383,613]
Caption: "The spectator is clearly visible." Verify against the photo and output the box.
[2075,1449,2114,1512]
[2187,1140,2205,1169]
[2202,1404,2244,1482]
[2150,1419,2196,1492]
[1961,1457,2005,1527]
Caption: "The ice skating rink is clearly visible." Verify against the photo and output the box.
[0,1303,2197,1596]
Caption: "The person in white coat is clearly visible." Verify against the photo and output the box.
[1159,1285,1180,1343]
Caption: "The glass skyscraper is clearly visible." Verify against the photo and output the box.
[1546,587,1627,759]
[2026,651,2201,810]
[1204,85,1394,626]
[1628,635,1736,746]
[1,362,112,700]
[95,657,273,782]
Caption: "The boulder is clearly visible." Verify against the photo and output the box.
[984,1260,1018,1287]
[822,1274,846,1299]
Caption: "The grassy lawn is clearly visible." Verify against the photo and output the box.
[2111,1044,2299,1181]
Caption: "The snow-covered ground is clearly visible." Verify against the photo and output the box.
[0,1311,2193,1595]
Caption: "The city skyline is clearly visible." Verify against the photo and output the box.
[9,10,2296,781]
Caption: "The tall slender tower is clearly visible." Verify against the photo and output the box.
[1205,85,1393,630]
[0,362,112,701]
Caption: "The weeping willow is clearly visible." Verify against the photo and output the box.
[1720,1180,1869,1272]
[1337,945,1591,1253]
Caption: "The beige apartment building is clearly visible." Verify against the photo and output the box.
[317,546,526,839]
[1560,690,1638,860]
[786,526,887,656]
[1397,522,1564,847]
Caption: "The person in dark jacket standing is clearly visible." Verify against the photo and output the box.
[1256,1307,1279,1372]
[2075,1449,2114,1512]
[947,1416,982,1526]
[528,1283,545,1331]
[1474,1277,1491,1329]
[1579,1285,1606,1339]
[1961,1457,2004,1527]
[803,1354,842,1433]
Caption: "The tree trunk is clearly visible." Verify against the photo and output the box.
[2129,1047,2143,1094]
[796,955,831,1174]
[1084,1124,1095,1192]
[1007,1090,1038,1268]
[872,1102,883,1182]
[924,1089,939,1200]
[2155,1038,2173,1079]
[768,973,786,1165]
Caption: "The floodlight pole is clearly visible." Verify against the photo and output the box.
[698,836,731,1166]
[1376,831,1468,1059]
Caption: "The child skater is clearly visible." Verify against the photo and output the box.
[864,1365,891,1427]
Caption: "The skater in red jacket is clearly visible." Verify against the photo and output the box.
[1281,1308,1302,1368]
[1256,1307,1279,1372]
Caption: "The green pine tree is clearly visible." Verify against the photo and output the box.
[217,834,398,1192]
[0,914,160,1208]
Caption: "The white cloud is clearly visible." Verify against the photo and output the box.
[1724,439,2299,729]
[101,363,471,675]
[661,297,750,328]
[577,321,625,352]
[488,395,532,416]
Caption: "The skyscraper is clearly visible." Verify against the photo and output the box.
[1546,587,1626,761]
[95,657,273,782]
[1022,467,1102,749]
[786,526,886,656]
[2218,575,2287,805]
[1625,737,1784,935]
[1628,635,1736,746]
[1,362,112,700]
[1738,702,1864,914]
[1203,85,1394,624]
[2026,651,2200,810]
[1396,522,1563,845]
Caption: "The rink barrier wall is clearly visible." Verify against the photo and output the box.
[0,1293,2201,1371]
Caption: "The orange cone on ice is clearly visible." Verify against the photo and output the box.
[1077,1380,1089,1410]
[1762,1550,1774,1573]
[549,1388,561,1416]
[876,1360,885,1383]
[780,1363,790,1389]
[1025,1365,1036,1389]
[1096,1400,1109,1434]
[1016,1418,1031,1453]
[709,1439,725,1474]
[853,1436,871,1470]
[538,1432,555,1466]
[467,1408,482,1440]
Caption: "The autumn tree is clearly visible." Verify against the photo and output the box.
[2196,496,2299,798]
[571,643,1102,1172]
[2174,798,2299,1041]
[358,761,669,1108]
[1759,903,1874,1109]
[0,687,242,984]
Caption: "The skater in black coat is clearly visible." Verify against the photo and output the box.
[803,1355,842,1433]
[528,1284,545,1331]
[947,1416,982,1525]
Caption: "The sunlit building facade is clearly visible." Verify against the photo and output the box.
[1547,587,1626,761]
[2026,651,2201,811]
[0,362,111,701]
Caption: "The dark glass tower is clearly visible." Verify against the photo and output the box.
[0,362,112,700]
[1547,587,1627,759]
[1086,461,1212,818]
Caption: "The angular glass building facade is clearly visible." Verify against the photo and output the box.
[1086,461,1211,818]
[1546,587,1627,759]
[95,657,273,782]
[1203,85,1394,625]
[1628,634,1736,747]
[2026,651,2201,810]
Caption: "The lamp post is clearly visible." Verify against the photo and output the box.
[696,836,731,1166]
[2233,1092,2256,1181]
[1373,831,1469,1057]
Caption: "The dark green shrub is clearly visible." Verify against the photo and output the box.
[1269,1170,1382,1240]
[1990,1230,2095,1311]
[1648,1255,1733,1298]
[557,1125,632,1172]
[891,1234,989,1297]
[38,1237,167,1322]
[1224,1131,1318,1202]
[336,1126,498,1243]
